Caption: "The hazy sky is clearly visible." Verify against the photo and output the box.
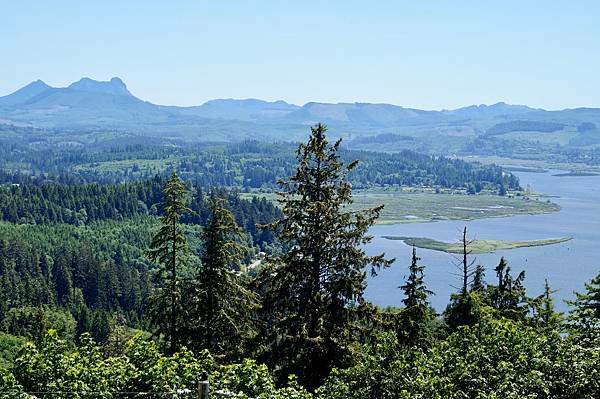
[2,1,599,109]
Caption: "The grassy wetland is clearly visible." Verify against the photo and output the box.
[243,188,560,224]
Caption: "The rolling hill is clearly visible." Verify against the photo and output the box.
[1,77,599,156]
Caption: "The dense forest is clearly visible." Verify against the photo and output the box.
[464,136,600,166]
[0,128,520,191]
[0,177,279,243]
[0,125,597,398]
[485,120,565,136]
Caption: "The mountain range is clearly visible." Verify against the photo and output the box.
[1,77,599,151]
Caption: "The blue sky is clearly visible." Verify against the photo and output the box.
[2,1,599,109]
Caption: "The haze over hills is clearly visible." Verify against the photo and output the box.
[0,80,52,106]
[0,77,599,153]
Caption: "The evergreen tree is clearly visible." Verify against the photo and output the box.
[147,171,190,353]
[568,272,600,337]
[498,184,507,196]
[490,257,527,320]
[398,247,433,346]
[184,199,258,356]
[471,264,486,293]
[259,124,393,389]
[531,279,563,331]
[52,259,73,307]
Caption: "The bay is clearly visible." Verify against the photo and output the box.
[365,170,600,312]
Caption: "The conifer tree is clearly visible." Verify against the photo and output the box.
[471,264,486,293]
[398,247,433,346]
[259,123,393,389]
[531,279,563,330]
[491,257,527,320]
[185,198,258,356]
[147,171,190,353]
[568,272,600,337]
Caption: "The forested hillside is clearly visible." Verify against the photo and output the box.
[0,186,279,342]
[0,125,597,397]
[0,129,519,191]
[0,178,279,237]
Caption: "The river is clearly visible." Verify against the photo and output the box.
[365,169,600,312]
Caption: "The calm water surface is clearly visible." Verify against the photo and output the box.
[365,170,600,312]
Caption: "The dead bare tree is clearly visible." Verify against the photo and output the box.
[450,226,477,297]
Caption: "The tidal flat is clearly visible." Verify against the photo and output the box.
[381,235,572,254]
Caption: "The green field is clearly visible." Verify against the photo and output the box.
[381,236,572,254]
[242,189,560,224]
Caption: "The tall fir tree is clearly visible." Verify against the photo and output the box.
[184,198,258,357]
[147,171,190,353]
[398,247,433,346]
[259,124,393,389]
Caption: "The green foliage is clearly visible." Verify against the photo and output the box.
[2,330,312,398]
[0,136,521,191]
[397,247,434,346]
[0,177,280,247]
[0,333,26,369]
[213,360,312,399]
[488,257,528,320]
[258,124,393,389]
[444,291,489,330]
[183,199,259,356]
[529,279,564,331]
[0,218,156,324]
[123,334,213,393]
[445,255,531,330]
[486,120,565,136]
[0,124,597,396]
[319,319,600,399]
[147,171,190,353]
[13,330,135,397]
[568,272,600,337]
[1,306,76,344]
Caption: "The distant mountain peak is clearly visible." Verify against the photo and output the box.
[443,101,535,118]
[68,77,132,96]
[31,79,49,86]
[203,98,296,107]
[193,98,300,120]
[0,79,52,106]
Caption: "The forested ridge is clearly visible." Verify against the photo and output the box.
[0,132,519,191]
[0,178,279,243]
[0,125,596,398]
